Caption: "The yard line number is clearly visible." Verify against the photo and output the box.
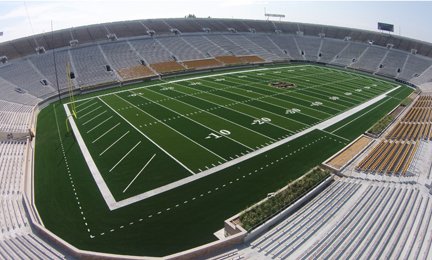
[252,117,271,125]
[286,108,301,114]
[205,130,231,139]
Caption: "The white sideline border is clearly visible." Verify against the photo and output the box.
[64,69,401,210]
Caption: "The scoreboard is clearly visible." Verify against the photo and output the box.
[378,22,394,32]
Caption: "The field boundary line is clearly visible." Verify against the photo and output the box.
[107,85,401,210]
[330,97,391,134]
[98,97,195,175]
[320,130,350,142]
[317,86,400,132]
[63,103,118,210]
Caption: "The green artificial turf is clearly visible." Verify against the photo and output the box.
[34,64,412,257]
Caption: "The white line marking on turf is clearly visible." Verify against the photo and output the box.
[100,131,129,156]
[92,123,121,143]
[136,88,277,142]
[75,99,93,108]
[98,97,195,175]
[132,90,256,150]
[64,103,117,210]
[330,97,392,134]
[66,65,312,105]
[83,110,107,125]
[114,94,229,162]
[319,130,350,142]
[77,102,97,113]
[107,86,399,210]
[110,141,141,173]
[80,106,102,118]
[87,116,113,133]
[123,154,157,193]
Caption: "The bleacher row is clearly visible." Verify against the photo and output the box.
[249,179,432,260]
[0,140,70,259]
[1,34,432,108]
[356,95,432,175]
[2,18,432,60]
[0,101,33,134]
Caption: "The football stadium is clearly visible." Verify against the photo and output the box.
[1,5,432,260]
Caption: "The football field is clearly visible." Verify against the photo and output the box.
[65,65,410,207]
[35,64,414,256]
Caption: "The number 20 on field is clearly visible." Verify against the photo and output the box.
[205,130,231,139]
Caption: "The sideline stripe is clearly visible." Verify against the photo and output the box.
[331,97,392,134]
[123,154,157,193]
[63,103,117,210]
[109,141,141,172]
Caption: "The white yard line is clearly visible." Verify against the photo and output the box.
[100,131,129,156]
[98,97,195,175]
[80,106,102,118]
[115,94,229,161]
[109,141,141,172]
[123,154,157,193]
[77,102,97,113]
[87,116,113,133]
[132,91,256,151]
[83,110,107,125]
[169,82,296,134]
[75,98,94,108]
[137,88,277,142]
[92,122,120,143]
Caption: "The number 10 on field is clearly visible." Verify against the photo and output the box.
[205,130,231,139]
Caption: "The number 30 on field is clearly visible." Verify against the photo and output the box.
[205,130,231,139]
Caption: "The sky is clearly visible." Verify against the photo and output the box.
[0,1,432,44]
